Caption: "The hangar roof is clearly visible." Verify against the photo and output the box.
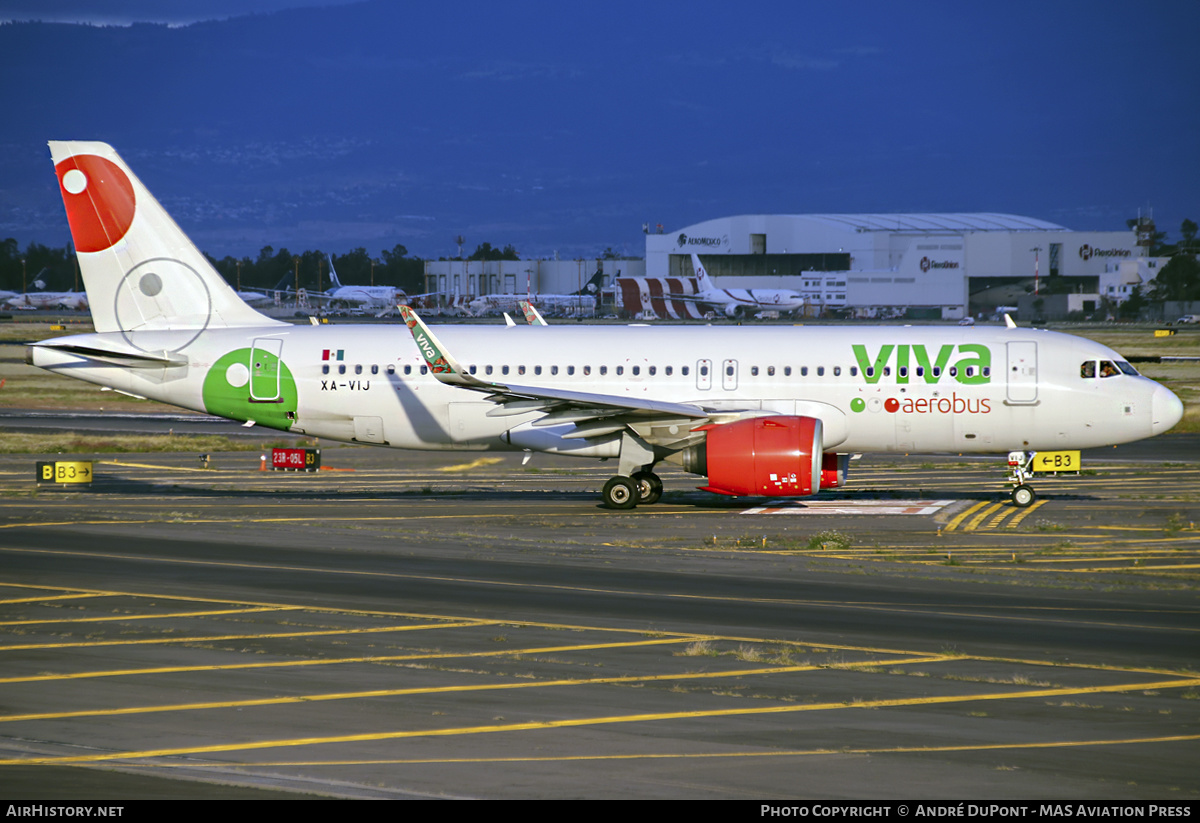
[790,213,1068,232]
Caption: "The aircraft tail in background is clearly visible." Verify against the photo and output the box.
[691,253,712,289]
[574,269,606,296]
[48,141,282,334]
[327,255,344,289]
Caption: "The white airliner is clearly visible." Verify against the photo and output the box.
[467,270,605,317]
[323,256,402,310]
[668,253,806,318]
[29,142,1184,509]
[235,273,296,308]
[5,269,89,310]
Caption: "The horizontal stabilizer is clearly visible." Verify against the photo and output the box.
[32,340,187,368]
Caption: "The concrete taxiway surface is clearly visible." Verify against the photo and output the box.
[0,432,1196,799]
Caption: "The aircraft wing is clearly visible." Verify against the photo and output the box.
[398,306,715,429]
[664,292,723,304]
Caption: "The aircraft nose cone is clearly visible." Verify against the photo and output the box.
[1151,383,1184,436]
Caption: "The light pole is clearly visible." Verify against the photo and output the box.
[1030,246,1042,295]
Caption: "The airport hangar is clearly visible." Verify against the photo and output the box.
[420,213,1140,319]
[642,213,1141,319]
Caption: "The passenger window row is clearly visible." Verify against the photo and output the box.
[316,362,994,379]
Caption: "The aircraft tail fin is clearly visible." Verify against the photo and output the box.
[576,269,605,296]
[48,141,281,334]
[327,255,344,289]
[272,271,295,294]
[691,253,710,288]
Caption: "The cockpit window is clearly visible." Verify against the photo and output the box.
[1099,360,1119,378]
[1116,361,1138,376]
[1080,361,1095,379]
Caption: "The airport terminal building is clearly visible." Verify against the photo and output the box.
[644,213,1140,319]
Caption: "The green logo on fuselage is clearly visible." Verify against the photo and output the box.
[202,347,298,431]
[852,344,990,385]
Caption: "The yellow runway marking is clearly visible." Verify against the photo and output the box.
[943,501,989,532]
[1005,499,1046,527]
[436,457,504,472]
[2,581,1193,668]
[2,549,1194,638]
[5,677,1198,765]
[1068,563,1200,573]
[0,508,705,530]
[963,502,1005,531]
[167,732,1200,768]
[0,593,109,606]
[0,638,703,685]
[0,620,492,652]
[0,606,294,627]
[98,460,215,473]
[0,656,950,724]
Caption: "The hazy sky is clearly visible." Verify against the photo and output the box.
[1,0,1196,260]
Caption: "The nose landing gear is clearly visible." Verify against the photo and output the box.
[1007,450,1037,508]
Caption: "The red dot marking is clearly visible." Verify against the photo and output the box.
[55,154,136,253]
[884,397,900,413]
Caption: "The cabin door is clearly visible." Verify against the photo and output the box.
[1005,341,1038,404]
[250,337,284,402]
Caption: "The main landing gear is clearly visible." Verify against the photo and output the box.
[1006,450,1038,508]
[602,431,665,509]
[602,470,663,509]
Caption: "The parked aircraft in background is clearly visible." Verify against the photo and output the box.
[323,256,402,309]
[667,253,806,318]
[5,269,88,310]
[236,272,297,308]
[467,270,605,317]
[31,142,1184,510]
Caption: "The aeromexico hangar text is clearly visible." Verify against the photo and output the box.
[29,141,1184,510]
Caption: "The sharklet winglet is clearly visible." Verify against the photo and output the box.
[398,304,489,388]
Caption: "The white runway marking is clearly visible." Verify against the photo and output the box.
[741,499,956,516]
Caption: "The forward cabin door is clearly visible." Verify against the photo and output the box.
[1006,341,1038,404]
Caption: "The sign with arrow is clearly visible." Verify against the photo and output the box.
[36,461,93,484]
[1031,451,1081,473]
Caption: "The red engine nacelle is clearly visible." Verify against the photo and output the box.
[821,452,850,489]
[687,415,823,497]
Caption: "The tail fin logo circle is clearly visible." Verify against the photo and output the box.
[54,154,136,253]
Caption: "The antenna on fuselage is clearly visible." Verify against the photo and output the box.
[1004,313,1017,329]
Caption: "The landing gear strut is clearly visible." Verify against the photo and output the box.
[1006,450,1037,508]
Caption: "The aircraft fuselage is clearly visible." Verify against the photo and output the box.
[31,323,1176,456]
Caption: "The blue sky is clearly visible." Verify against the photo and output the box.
[1,0,1196,260]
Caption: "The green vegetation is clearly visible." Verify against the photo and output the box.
[0,431,280,454]
[807,530,853,551]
